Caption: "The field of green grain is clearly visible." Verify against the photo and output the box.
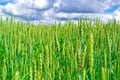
[0,17,120,80]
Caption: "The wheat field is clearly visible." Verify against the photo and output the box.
[0,17,120,80]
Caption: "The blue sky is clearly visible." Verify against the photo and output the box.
[0,0,120,23]
[104,5,119,13]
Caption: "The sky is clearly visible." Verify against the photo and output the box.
[0,0,120,24]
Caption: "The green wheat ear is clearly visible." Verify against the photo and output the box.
[34,60,37,80]
[82,68,86,80]
[88,33,94,75]
[15,71,19,80]
[101,67,106,80]
[2,59,7,80]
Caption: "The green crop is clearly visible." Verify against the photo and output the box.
[0,17,120,80]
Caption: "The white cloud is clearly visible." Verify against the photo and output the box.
[105,0,120,6]
[42,9,55,20]
[114,7,120,16]
[13,0,48,9]
[2,0,49,16]
[3,3,19,15]
[54,0,110,13]
[53,0,61,8]
[55,12,114,22]
[0,0,120,24]
[113,7,120,21]
[0,0,50,20]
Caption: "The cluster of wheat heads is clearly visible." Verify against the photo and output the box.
[0,18,120,80]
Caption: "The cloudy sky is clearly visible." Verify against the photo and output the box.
[0,0,120,24]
